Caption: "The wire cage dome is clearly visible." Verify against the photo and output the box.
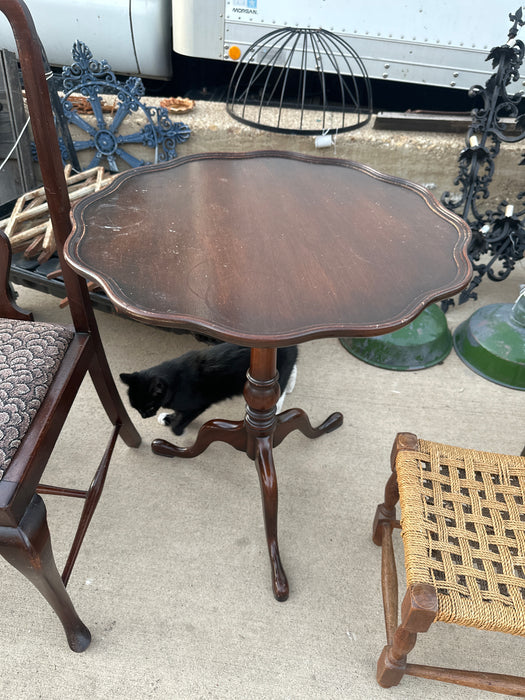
[226,27,373,136]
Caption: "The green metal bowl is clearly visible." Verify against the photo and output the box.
[339,304,452,371]
[453,302,525,390]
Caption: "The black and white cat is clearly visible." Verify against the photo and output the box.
[120,343,298,436]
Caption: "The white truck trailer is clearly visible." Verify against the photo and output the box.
[0,1,521,91]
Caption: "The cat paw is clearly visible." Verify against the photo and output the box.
[276,364,298,413]
[286,364,297,394]
[158,412,185,435]
[158,412,172,426]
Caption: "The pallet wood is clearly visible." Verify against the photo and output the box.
[0,164,115,262]
[373,110,522,134]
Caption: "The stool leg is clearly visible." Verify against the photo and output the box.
[377,583,437,688]
[373,432,418,546]
[372,473,399,547]
[0,495,91,652]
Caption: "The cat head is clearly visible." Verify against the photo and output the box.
[120,371,168,419]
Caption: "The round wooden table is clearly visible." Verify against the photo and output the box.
[66,150,471,600]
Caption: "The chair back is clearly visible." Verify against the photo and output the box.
[1,0,95,331]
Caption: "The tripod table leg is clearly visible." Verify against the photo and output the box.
[273,408,343,447]
[254,435,289,601]
[151,419,247,458]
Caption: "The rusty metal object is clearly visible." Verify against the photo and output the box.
[159,97,195,114]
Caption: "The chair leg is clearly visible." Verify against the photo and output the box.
[0,495,91,652]
[88,348,141,448]
[61,424,120,586]
[377,583,437,688]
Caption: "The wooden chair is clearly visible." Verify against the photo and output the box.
[373,432,525,696]
[0,0,141,651]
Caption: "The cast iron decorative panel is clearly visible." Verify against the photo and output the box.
[441,8,525,306]
[60,41,191,172]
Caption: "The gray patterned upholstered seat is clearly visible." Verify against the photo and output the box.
[0,319,74,478]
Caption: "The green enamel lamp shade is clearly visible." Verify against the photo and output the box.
[453,292,525,390]
[339,304,452,370]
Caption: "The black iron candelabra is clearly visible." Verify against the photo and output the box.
[441,7,525,307]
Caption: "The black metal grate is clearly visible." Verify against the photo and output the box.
[226,28,372,136]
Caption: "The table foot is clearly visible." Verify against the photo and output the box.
[269,541,289,602]
[273,409,343,447]
[254,435,289,601]
[151,418,247,458]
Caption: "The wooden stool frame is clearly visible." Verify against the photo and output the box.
[373,432,525,697]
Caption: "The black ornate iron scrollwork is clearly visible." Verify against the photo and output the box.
[441,8,525,308]
[59,41,191,172]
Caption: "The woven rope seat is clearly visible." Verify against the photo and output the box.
[0,319,74,478]
[397,438,525,637]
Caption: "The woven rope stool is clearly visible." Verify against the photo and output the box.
[372,432,525,696]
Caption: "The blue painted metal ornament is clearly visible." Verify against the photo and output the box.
[60,41,191,172]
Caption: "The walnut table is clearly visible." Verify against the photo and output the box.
[66,151,471,601]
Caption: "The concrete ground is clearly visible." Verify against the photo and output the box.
[2,259,524,699]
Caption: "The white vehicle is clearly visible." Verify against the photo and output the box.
[0,1,522,89]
